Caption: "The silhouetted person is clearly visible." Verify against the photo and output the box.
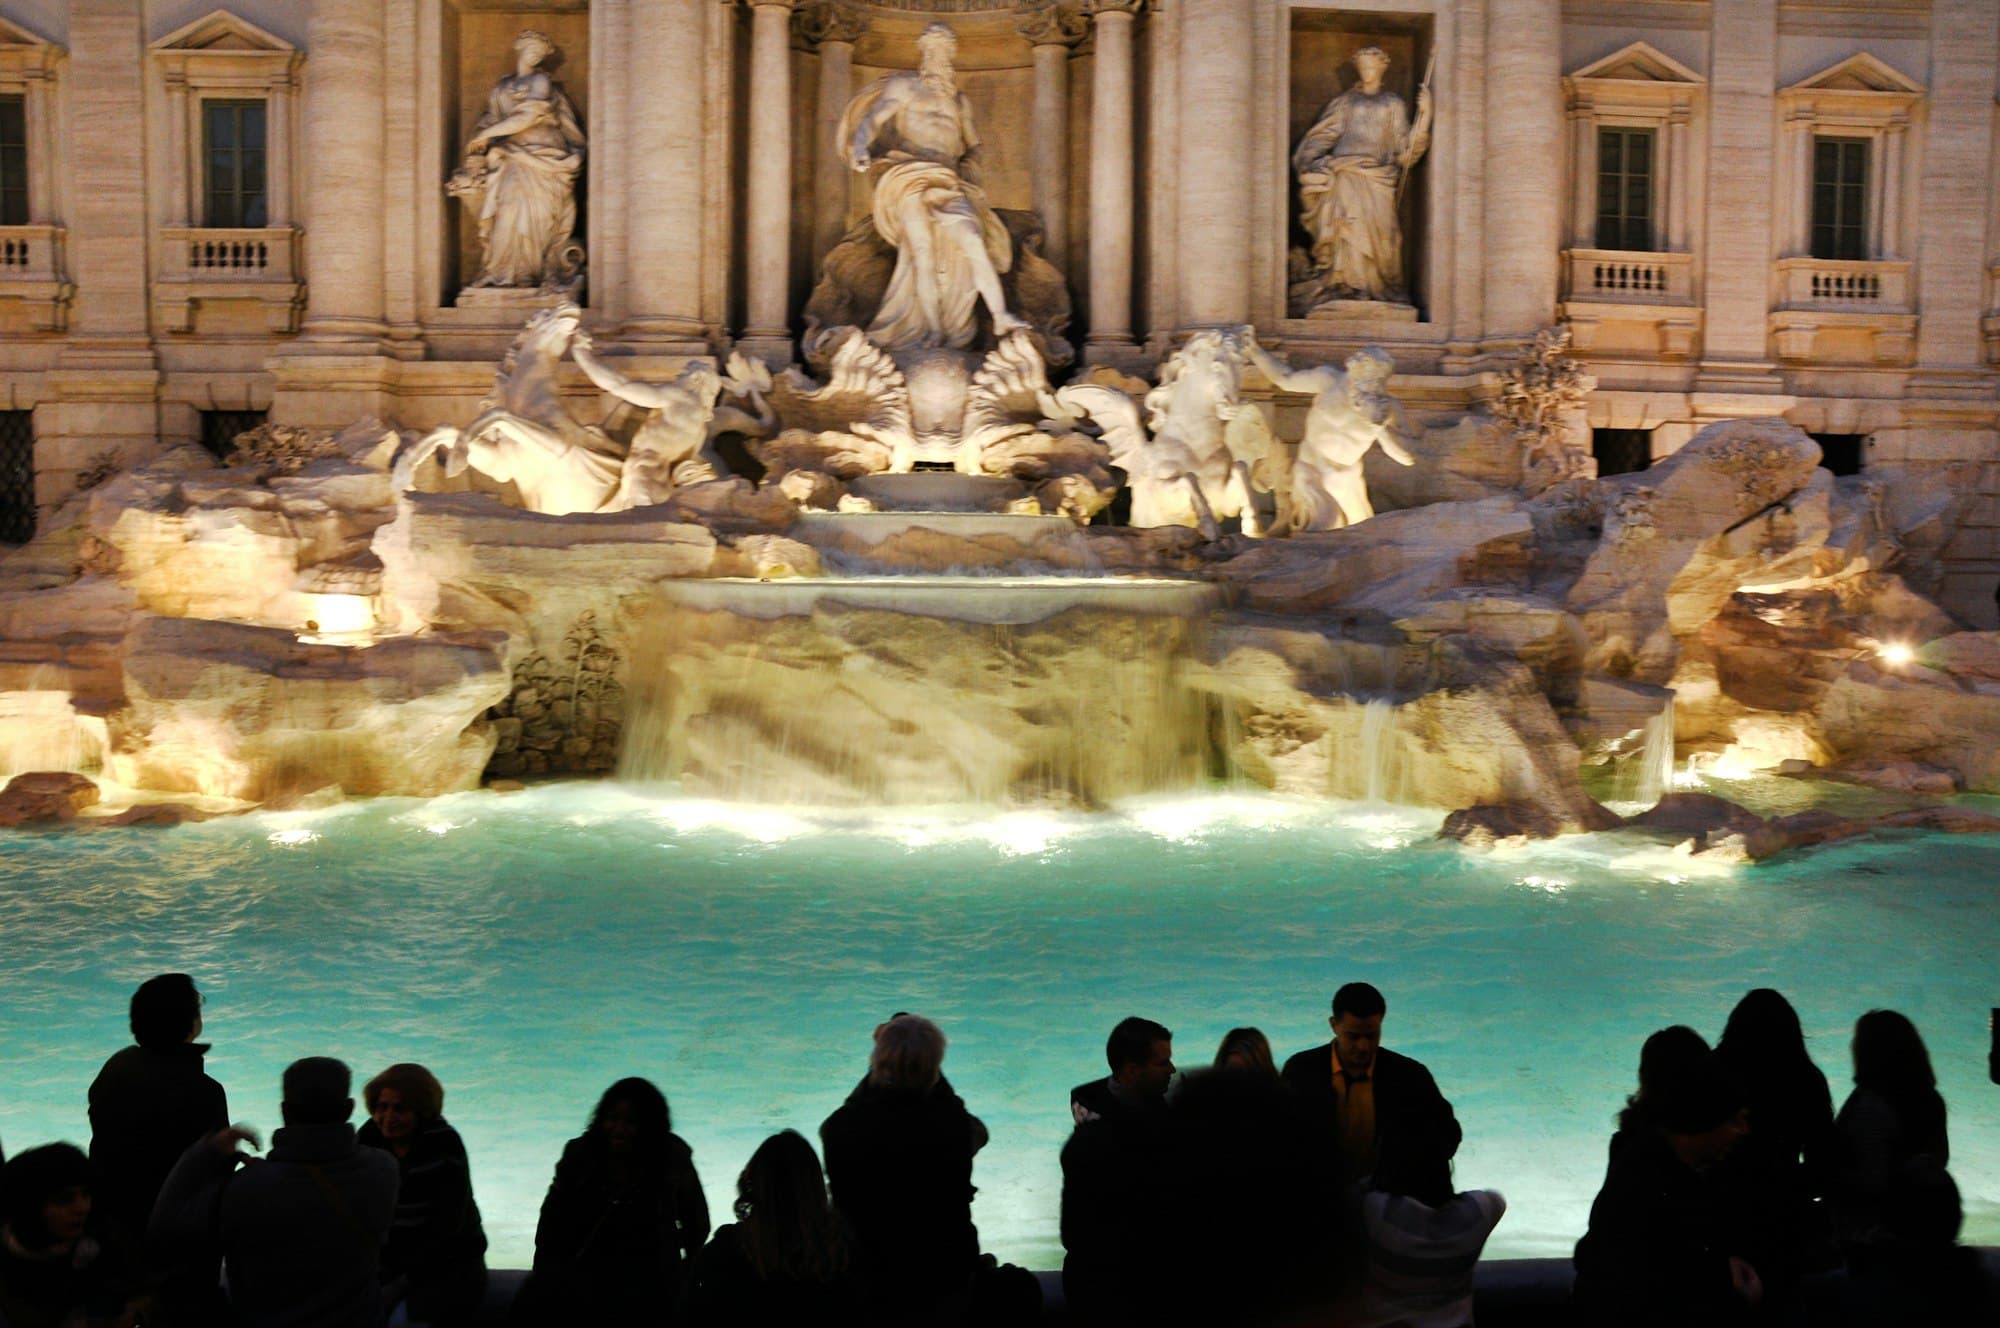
[681,1129,864,1325]
[1280,982,1462,1188]
[1572,1037,1762,1326]
[152,1056,397,1328]
[1791,1158,1998,1326]
[0,1143,139,1328]
[516,1077,710,1325]
[1061,1017,1178,1326]
[355,1063,487,1325]
[1715,989,1836,1298]
[1831,1009,1949,1251]
[820,1014,985,1325]
[1353,1127,1505,1328]
[1071,1016,1176,1126]
[1212,1026,1277,1076]
[1168,1054,1324,1325]
[87,975,228,1252]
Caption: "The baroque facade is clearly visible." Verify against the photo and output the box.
[1,0,1997,620]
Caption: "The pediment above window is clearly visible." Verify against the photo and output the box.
[1780,53,1923,111]
[151,9,294,55]
[1566,41,1705,88]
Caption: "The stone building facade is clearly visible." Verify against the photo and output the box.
[1,0,1997,619]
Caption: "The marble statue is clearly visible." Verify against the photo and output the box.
[447,30,588,291]
[838,22,1027,351]
[1243,335,1414,530]
[1290,46,1433,314]
[395,304,771,515]
[1047,329,1280,538]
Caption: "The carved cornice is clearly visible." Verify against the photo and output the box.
[1016,3,1085,47]
[795,0,870,47]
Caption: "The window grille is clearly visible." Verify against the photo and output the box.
[200,409,267,461]
[1592,427,1653,477]
[0,96,25,228]
[0,411,35,544]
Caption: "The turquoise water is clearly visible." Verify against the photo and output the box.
[3,783,1997,1269]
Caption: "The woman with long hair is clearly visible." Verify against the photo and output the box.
[515,1077,709,1325]
[1833,1010,1949,1248]
[680,1130,862,1323]
[0,1143,138,1328]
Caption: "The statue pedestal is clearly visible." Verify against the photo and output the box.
[452,287,571,321]
[1304,299,1419,324]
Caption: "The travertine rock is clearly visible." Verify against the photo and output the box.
[110,617,508,802]
[0,770,102,825]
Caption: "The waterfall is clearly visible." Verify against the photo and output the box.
[1359,697,1399,803]
[1633,702,1675,807]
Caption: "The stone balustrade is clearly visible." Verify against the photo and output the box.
[1775,256,1912,311]
[0,225,74,333]
[1770,257,1917,365]
[1562,248,1695,305]
[152,226,305,334]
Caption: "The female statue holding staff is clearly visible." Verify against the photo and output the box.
[1292,46,1433,307]
[450,30,587,290]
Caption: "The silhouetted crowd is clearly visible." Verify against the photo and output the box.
[0,974,1992,1326]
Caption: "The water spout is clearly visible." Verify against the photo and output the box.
[1634,702,1675,807]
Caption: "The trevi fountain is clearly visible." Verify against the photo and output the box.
[1,11,1995,1271]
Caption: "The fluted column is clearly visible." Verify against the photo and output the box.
[1084,0,1142,350]
[740,0,795,360]
[803,2,868,272]
[1176,0,1249,328]
[1019,5,1083,275]
[1481,0,1563,345]
[625,0,711,348]
[298,0,387,346]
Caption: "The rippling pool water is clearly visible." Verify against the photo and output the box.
[3,783,1997,1268]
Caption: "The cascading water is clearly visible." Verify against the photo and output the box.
[1358,697,1400,803]
[1633,702,1675,806]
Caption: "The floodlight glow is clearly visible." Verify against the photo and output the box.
[1877,640,1915,667]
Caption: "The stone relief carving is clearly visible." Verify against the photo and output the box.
[805,21,1073,370]
[395,303,773,516]
[447,30,588,292]
[1497,324,1598,493]
[1289,45,1433,318]
[488,609,624,777]
[1244,335,1415,531]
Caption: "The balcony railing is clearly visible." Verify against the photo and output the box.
[156,227,300,285]
[0,225,73,331]
[1775,257,1912,311]
[152,227,304,334]
[1562,249,1695,305]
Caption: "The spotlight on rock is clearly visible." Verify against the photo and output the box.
[1877,641,1915,668]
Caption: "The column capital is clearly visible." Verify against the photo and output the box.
[1078,0,1147,18]
[1017,3,1086,47]
[795,0,869,48]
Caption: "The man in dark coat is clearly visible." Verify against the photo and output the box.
[88,973,229,1249]
[1060,1018,1178,1326]
[152,1057,398,1328]
[1279,982,1461,1188]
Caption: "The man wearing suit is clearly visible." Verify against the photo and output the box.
[1280,981,1461,1186]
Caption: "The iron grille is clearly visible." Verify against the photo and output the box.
[0,410,35,544]
[200,409,267,461]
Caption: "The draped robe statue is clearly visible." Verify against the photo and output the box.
[1291,46,1432,311]
[449,30,587,290]
[838,21,1028,351]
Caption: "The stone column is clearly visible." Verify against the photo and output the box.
[1481,0,1563,346]
[739,0,796,362]
[43,0,159,506]
[1567,96,1594,249]
[1019,5,1083,274]
[163,72,192,227]
[1913,0,1998,384]
[1085,0,1142,352]
[803,2,868,273]
[1878,119,1905,259]
[1665,103,1690,251]
[1176,0,1249,328]
[1784,112,1812,254]
[625,0,713,350]
[1696,0,1778,388]
[296,0,387,346]
[267,62,297,230]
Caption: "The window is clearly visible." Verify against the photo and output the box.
[1592,427,1653,477]
[1811,137,1868,262]
[0,410,33,544]
[200,410,267,461]
[1809,432,1865,476]
[204,101,267,229]
[0,96,24,228]
[1595,128,1655,252]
